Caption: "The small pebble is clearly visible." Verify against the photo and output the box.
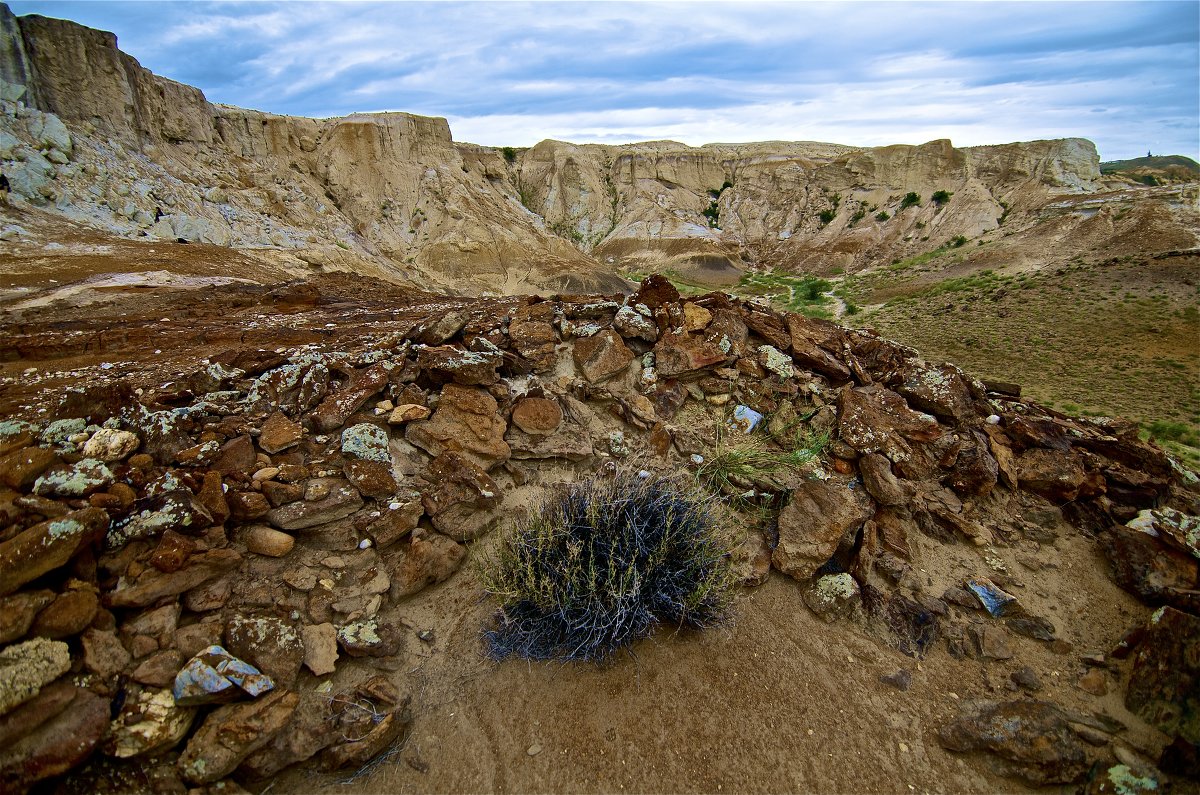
[358,538,372,550]
[527,744,542,757]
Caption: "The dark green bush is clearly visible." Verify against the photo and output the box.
[819,209,836,225]
[899,192,921,210]
[481,473,737,662]
[501,146,517,164]
[951,235,967,247]
[931,190,952,206]
[876,211,890,222]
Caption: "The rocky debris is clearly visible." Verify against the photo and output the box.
[802,573,861,622]
[938,700,1091,785]
[0,269,1194,792]
[0,507,109,596]
[321,676,412,770]
[178,689,300,784]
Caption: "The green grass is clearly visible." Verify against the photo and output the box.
[696,419,829,501]
[735,271,835,316]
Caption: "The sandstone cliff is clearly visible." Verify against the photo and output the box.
[0,3,1149,295]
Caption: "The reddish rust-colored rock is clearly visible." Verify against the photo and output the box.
[1126,606,1199,744]
[1015,448,1088,503]
[573,329,634,383]
[213,434,257,476]
[405,384,510,471]
[30,586,99,639]
[149,529,198,573]
[787,314,851,382]
[938,700,1089,785]
[419,452,501,541]
[258,411,305,454]
[178,689,300,784]
[416,344,502,386]
[387,527,468,599]
[310,364,390,432]
[653,330,729,378]
[0,685,110,793]
[0,446,60,489]
[1100,525,1198,607]
[772,478,874,582]
[343,458,399,498]
[510,397,563,435]
[228,489,271,521]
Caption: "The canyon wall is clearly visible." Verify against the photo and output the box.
[0,4,1107,292]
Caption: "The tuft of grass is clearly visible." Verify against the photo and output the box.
[481,473,738,662]
[696,421,829,499]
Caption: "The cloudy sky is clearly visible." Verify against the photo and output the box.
[9,1,1198,159]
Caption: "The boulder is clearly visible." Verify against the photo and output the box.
[574,329,635,383]
[1125,607,1199,744]
[173,645,275,707]
[0,446,59,489]
[80,628,132,679]
[787,314,851,381]
[0,590,54,644]
[1099,525,1198,606]
[82,428,140,462]
[406,384,510,470]
[1014,448,1088,503]
[321,676,411,770]
[0,507,109,597]
[510,397,563,435]
[178,689,300,784]
[337,618,403,658]
[265,478,363,531]
[224,614,305,688]
[29,586,99,638]
[388,528,468,599]
[897,362,985,425]
[938,700,1089,785]
[107,489,214,548]
[107,686,196,758]
[0,638,70,716]
[416,344,502,385]
[257,411,305,454]
[310,364,390,432]
[365,493,424,549]
[0,686,108,793]
[653,330,728,378]
[419,452,501,541]
[857,453,909,506]
[106,548,242,608]
[33,458,114,497]
[772,479,874,581]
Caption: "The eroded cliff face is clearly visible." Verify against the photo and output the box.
[0,4,1142,295]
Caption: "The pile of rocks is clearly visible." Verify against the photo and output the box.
[0,275,1196,791]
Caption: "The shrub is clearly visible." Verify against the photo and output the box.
[875,211,890,222]
[501,146,517,164]
[481,473,737,662]
[931,190,952,206]
[899,192,921,210]
[819,209,836,225]
[951,235,967,247]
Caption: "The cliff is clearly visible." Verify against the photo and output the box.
[0,4,1121,293]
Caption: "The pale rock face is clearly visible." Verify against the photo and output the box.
[0,4,1115,292]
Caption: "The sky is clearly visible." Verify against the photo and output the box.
[8,1,1199,160]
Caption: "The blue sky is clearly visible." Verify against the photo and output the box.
[9,1,1199,159]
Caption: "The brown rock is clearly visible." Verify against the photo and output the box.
[1099,525,1198,606]
[416,344,502,386]
[237,688,338,779]
[336,618,403,658]
[80,628,132,679]
[310,364,389,432]
[132,649,186,688]
[574,329,635,383]
[244,526,295,558]
[631,274,680,309]
[0,446,59,489]
[419,452,500,541]
[681,302,713,331]
[228,489,271,521]
[0,507,109,597]
[321,676,410,770]
[388,528,467,599]
[1126,606,1199,744]
[0,686,109,793]
[772,478,874,581]
[649,423,673,457]
[213,434,257,476]
[0,590,55,644]
[178,689,300,784]
[366,495,423,549]
[945,431,999,497]
[0,431,34,458]
[653,330,728,378]
[261,479,304,507]
[509,317,557,372]
[196,471,230,525]
[258,411,305,454]
[265,478,363,531]
[837,386,943,467]
[897,362,985,425]
[969,624,1014,660]
[301,623,339,676]
[149,529,198,573]
[106,548,242,609]
[388,403,431,425]
[1077,668,1108,696]
[787,314,851,381]
[225,614,305,688]
[938,700,1089,785]
[1014,448,1087,503]
[30,587,99,639]
[858,453,909,506]
[405,384,510,470]
[343,458,399,498]
[174,621,224,659]
[510,397,563,435]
